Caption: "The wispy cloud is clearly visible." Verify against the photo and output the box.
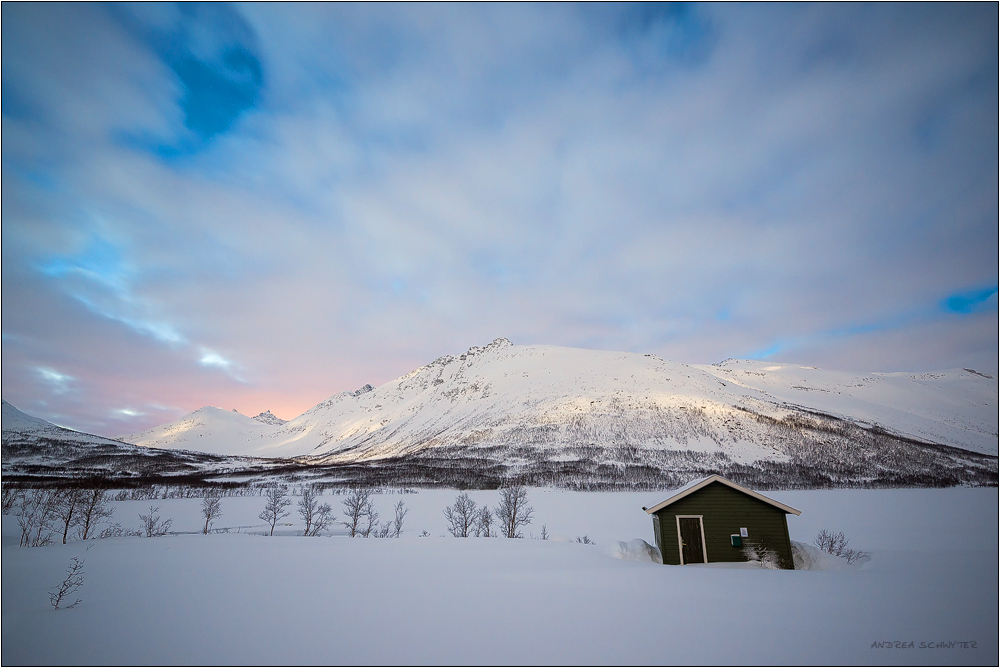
[36,367,74,394]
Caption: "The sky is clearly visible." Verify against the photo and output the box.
[2,3,997,436]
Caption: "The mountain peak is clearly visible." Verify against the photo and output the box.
[252,410,287,426]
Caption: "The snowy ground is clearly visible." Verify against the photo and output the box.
[3,487,997,666]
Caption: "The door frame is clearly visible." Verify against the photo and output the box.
[675,515,708,565]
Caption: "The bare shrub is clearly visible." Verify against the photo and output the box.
[742,541,780,569]
[474,506,493,537]
[814,529,869,565]
[259,487,291,536]
[298,488,334,536]
[201,491,223,534]
[49,557,85,610]
[443,492,478,537]
[16,489,58,547]
[575,535,594,545]
[96,523,142,539]
[341,488,374,537]
[359,495,379,538]
[76,489,115,540]
[138,505,173,537]
[391,500,408,538]
[539,524,549,540]
[495,486,534,539]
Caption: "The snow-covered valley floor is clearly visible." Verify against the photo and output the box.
[3,488,997,666]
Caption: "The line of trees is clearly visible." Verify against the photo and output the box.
[443,486,534,539]
[10,488,117,547]
[255,486,408,538]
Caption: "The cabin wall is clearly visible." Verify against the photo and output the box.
[652,482,794,569]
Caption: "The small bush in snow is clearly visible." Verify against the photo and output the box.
[96,522,142,539]
[741,541,780,569]
[814,529,869,565]
[138,506,173,537]
[575,535,595,545]
[49,557,85,610]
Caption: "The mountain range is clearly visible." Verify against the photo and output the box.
[4,339,997,489]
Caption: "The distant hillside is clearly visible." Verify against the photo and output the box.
[1,400,291,486]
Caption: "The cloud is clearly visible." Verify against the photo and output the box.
[2,3,996,434]
[37,367,74,394]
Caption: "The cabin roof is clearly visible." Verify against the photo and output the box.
[643,474,802,516]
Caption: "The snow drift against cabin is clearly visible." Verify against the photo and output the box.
[115,338,998,464]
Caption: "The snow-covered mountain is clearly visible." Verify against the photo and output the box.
[118,406,283,457]
[115,339,998,475]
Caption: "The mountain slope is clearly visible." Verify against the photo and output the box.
[115,339,997,478]
[695,360,997,455]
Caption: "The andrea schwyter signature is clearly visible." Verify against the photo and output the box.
[870,640,978,650]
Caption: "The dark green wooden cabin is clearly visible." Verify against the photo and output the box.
[643,475,801,569]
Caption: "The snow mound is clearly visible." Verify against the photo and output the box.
[791,540,858,570]
[611,538,662,564]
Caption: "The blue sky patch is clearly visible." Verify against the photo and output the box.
[942,287,998,314]
[171,46,263,140]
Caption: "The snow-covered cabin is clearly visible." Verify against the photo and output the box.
[643,475,801,569]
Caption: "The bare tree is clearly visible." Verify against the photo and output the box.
[298,488,335,536]
[359,495,380,538]
[76,489,115,540]
[443,492,478,537]
[474,506,493,538]
[392,500,408,538]
[259,487,291,536]
[16,489,58,547]
[201,491,223,534]
[138,505,173,537]
[53,489,84,544]
[539,524,549,540]
[495,485,534,539]
[341,488,374,537]
[49,557,85,610]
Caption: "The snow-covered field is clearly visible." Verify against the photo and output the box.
[3,488,997,666]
